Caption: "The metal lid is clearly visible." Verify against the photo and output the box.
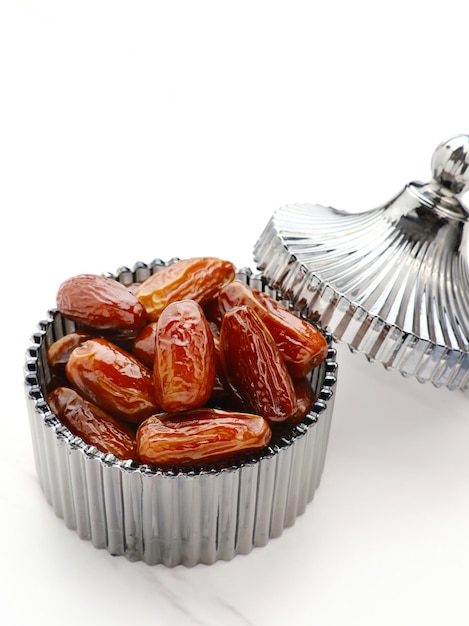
[254,135,469,391]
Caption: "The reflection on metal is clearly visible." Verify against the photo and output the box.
[255,135,469,390]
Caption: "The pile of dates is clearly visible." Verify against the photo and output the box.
[45,257,328,467]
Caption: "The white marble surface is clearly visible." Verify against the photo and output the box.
[2,2,469,624]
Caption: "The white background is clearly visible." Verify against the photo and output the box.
[2,1,469,625]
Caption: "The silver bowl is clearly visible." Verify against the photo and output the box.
[24,260,338,566]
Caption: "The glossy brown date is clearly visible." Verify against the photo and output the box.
[289,377,316,425]
[219,305,297,423]
[135,257,236,321]
[56,273,147,331]
[47,329,95,369]
[65,337,159,423]
[132,322,158,369]
[153,300,216,412]
[218,280,328,377]
[46,386,139,461]
[137,408,271,466]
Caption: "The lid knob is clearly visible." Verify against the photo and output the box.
[431,134,469,194]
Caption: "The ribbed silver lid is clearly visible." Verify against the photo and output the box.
[254,135,469,391]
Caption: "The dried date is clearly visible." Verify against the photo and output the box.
[135,257,236,321]
[219,280,328,377]
[153,300,216,412]
[137,408,271,466]
[132,322,158,369]
[56,273,147,331]
[289,377,316,425]
[65,337,159,423]
[47,329,95,370]
[46,386,139,461]
[219,305,297,423]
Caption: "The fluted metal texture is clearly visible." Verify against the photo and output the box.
[24,261,337,566]
[254,197,469,390]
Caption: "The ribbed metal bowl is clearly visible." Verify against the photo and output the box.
[24,260,338,566]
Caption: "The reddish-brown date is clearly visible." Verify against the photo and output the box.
[202,296,224,326]
[218,280,328,377]
[219,305,297,423]
[65,337,159,423]
[47,329,95,370]
[56,274,147,331]
[153,300,216,412]
[132,322,158,369]
[137,408,271,466]
[46,386,139,461]
[204,321,235,408]
[289,377,316,425]
[135,257,236,322]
